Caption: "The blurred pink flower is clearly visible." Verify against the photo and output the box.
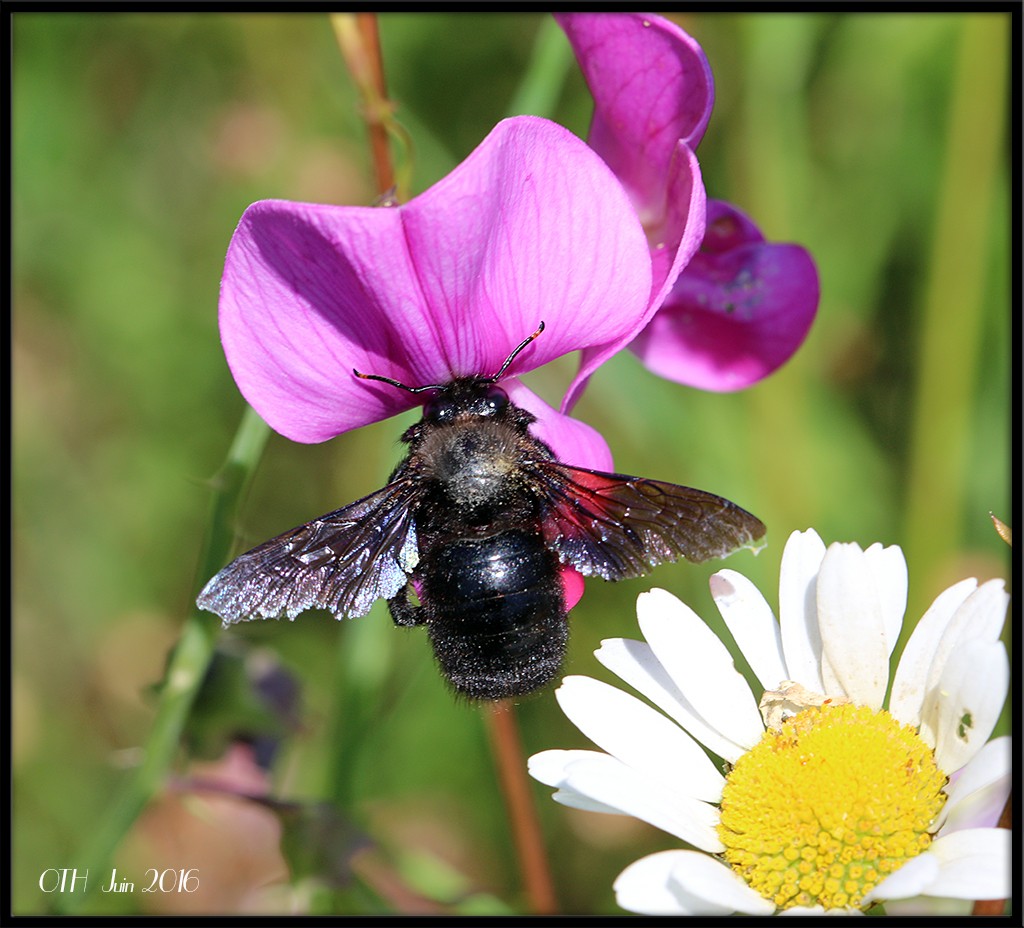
[557,12,819,393]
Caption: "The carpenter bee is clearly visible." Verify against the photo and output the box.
[197,324,766,700]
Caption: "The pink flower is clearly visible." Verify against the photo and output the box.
[557,13,819,393]
[219,116,658,468]
[631,200,821,390]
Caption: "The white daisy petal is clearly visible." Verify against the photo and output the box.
[598,635,749,757]
[939,771,1011,836]
[916,827,1011,900]
[947,734,1012,795]
[937,736,1011,832]
[710,569,788,692]
[554,675,724,802]
[551,789,629,816]
[529,749,652,815]
[862,852,939,902]
[921,579,1009,701]
[778,529,827,691]
[614,850,718,915]
[881,897,974,916]
[530,749,717,820]
[945,578,1010,641]
[888,578,978,729]
[861,542,907,658]
[558,752,723,852]
[595,637,748,763]
[819,648,843,695]
[527,748,607,787]
[816,543,891,707]
[930,640,1009,774]
[668,848,776,915]
[637,589,764,750]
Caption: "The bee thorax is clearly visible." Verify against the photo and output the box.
[417,420,526,509]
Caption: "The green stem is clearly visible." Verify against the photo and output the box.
[903,15,1008,620]
[54,406,270,913]
[505,16,575,119]
[732,15,820,560]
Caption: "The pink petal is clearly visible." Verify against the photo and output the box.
[556,15,712,415]
[560,564,586,611]
[219,116,652,442]
[556,13,713,214]
[557,17,818,399]
[630,202,819,391]
[562,142,707,413]
[402,117,652,373]
[506,379,613,470]
[700,198,764,250]
[219,198,425,443]
[648,142,708,306]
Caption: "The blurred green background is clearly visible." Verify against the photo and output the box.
[13,11,1011,916]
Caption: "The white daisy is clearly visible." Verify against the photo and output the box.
[529,529,1011,915]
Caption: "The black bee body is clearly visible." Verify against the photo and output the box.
[385,383,567,698]
[197,327,767,700]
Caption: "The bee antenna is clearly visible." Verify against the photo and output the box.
[487,321,545,383]
[352,369,443,394]
[353,321,545,393]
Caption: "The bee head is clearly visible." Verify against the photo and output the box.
[424,381,509,424]
[353,322,544,425]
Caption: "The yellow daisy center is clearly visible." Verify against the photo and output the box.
[717,703,947,911]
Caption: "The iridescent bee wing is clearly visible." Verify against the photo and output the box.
[197,479,420,624]
[529,461,766,580]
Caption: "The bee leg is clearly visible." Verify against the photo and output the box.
[388,587,424,627]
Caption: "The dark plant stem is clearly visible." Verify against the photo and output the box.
[332,12,405,199]
[356,13,393,194]
[485,701,558,914]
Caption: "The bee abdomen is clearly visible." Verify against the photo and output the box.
[421,529,567,699]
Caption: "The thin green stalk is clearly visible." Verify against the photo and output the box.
[505,16,575,119]
[903,15,1007,617]
[736,15,822,533]
[54,406,271,913]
